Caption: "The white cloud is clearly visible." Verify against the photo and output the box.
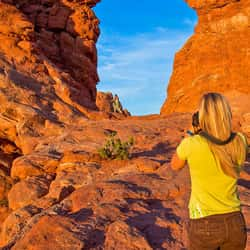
[183,18,197,27]
[96,27,193,115]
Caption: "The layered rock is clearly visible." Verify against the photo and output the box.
[0,0,249,249]
[0,0,101,236]
[96,91,131,117]
[0,0,100,127]
[0,0,101,163]
[0,114,193,249]
[161,0,250,119]
[96,91,114,113]
[0,111,249,249]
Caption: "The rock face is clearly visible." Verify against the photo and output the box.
[96,91,131,117]
[0,0,100,115]
[161,0,250,117]
[0,0,101,236]
[0,0,101,163]
[96,91,114,113]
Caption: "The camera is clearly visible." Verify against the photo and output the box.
[191,111,201,135]
[186,112,201,136]
[192,111,199,128]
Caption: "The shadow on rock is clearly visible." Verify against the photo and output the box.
[107,180,152,196]
[69,208,93,222]
[238,179,250,189]
[125,198,182,249]
[132,142,175,159]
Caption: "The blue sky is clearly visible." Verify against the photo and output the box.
[94,1,197,115]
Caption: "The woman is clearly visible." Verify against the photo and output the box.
[171,93,248,250]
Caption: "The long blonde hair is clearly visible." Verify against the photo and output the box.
[199,93,247,178]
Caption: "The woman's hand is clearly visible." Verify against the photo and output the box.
[170,153,186,170]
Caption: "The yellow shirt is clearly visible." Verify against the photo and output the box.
[177,133,246,219]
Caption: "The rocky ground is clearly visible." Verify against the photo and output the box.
[0,112,249,250]
[0,0,249,249]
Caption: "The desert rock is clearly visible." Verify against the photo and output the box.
[0,0,249,249]
[161,0,250,119]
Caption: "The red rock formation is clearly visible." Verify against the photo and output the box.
[0,0,101,236]
[0,0,101,153]
[161,0,250,119]
[104,221,152,250]
[0,0,100,120]
[0,112,248,249]
[8,175,52,210]
[0,0,249,249]
[0,114,192,249]
[96,91,114,113]
[96,91,131,117]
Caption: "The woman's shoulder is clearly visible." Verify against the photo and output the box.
[180,134,207,148]
[185,134,205,142]
[177,134,209,159]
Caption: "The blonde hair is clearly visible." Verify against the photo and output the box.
[199,93,247,178]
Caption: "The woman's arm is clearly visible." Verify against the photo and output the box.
[170,152,186,171]
[170,126,193,171]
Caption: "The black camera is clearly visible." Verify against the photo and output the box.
[191,111,202,135]
[192,111,199,127]
[186,112,201,136]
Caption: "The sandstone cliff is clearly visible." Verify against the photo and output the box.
[0,0,100,116]
[96,91,131,117]
[161,0,250,121]
[0,0,102,151]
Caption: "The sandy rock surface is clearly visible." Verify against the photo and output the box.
[0,113,249,249]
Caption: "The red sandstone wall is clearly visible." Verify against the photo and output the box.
[161,0,250,116]
[0,0,100,111]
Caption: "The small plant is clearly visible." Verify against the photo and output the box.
[98,131,134,160]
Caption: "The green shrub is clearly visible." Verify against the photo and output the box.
[98,131,134,160]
